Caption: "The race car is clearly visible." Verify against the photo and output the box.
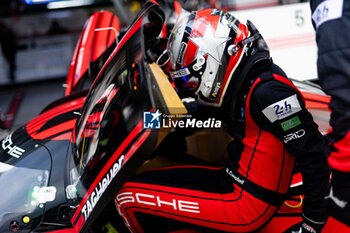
[0,1,348,232]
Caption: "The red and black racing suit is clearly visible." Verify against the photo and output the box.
[310,0,350,226]
[115,63,329,232]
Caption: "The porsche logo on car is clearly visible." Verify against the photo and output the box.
[1,134,25,158]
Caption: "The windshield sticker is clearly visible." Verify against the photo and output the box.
[66,185,78,199]
[262,94,302,123]
[38,186,57,203]
[1,134,25,158]
[81,155,124,220]
[280,116,301,131]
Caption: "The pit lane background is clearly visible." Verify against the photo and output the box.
[231,2,317,82]
[0,2,316,86]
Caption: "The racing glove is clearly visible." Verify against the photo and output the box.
[283,215,326,233]
[325,170,350,226]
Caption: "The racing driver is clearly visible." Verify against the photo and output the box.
[115,9,330,233]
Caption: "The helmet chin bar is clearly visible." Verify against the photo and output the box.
[170,55,206,78]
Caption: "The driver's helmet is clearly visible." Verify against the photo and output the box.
[167,9,252,106]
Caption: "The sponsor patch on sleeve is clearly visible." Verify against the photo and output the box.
[312,0,343,29]
[262,94,302,123]
[284,129,306,143]
[280,115,301,131]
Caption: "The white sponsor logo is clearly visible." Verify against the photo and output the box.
[81,155,124,220]
[1,134,25,158]
[312,0,343,29]
[262,94,301,123]
[171,68,190,78]
[177,42,188,65]
[116,192,200,213]
[226,168,245,185]
[325,186,348,208]
[284,129,305,143]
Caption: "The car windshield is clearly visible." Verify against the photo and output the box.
[0,163,49,221]
[72,4,165,179]
[0,137,51,231]
[73,41,142,174]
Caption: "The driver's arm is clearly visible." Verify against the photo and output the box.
[249,79,330,226]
